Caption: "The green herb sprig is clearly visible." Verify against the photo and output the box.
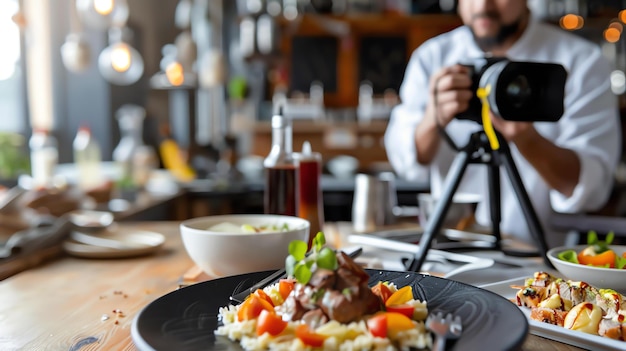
[587,230,614,254]
[285,232,338,285]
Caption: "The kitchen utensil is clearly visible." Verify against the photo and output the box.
[0,216,71,259]
[427,312,462,351]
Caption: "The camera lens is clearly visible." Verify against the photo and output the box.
[506,75,532,108]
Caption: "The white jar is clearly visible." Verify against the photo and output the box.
[73,126,103,190]
[29,129,58,189]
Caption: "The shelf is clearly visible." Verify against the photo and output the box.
[272,13,463,108]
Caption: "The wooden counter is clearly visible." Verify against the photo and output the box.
[0,221,586,350]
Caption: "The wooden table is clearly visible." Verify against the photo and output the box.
[0,221,587,350]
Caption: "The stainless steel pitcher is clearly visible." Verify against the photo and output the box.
[352,172,398,232]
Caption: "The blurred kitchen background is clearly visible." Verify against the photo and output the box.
[3,0,626,223]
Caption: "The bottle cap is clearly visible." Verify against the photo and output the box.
[302,141,312,156]
[271,114,285,128]
[271,107,290,129]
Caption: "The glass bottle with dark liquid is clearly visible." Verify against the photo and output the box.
[264,111,299,216]
[294,141,324,249]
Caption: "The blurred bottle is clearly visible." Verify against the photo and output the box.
[132,144,158,188]
[264,109,299,216]
[113,104,145,186]
[73,125,103,191]
[29,129,58,189]
[295,141,324,248]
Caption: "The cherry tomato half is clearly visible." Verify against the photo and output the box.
[371,282,393,304]
[256,309,287,336]
[237,294,274,321]
[296,324,326,347]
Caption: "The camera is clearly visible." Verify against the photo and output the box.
[456,57,568,123]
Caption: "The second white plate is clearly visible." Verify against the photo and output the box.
[480,277,626,351]
[64,227,165,259]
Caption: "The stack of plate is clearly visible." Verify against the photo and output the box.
[64,210,165,258]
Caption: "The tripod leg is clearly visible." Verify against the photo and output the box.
[409,151,470,272]
[488,162,502,249]
[499,147,553,267]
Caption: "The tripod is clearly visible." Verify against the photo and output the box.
[408,129,553,272]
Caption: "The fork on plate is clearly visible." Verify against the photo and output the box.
[426,312,462,351]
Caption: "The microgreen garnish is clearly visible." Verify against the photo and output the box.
[587,230,614,254]
[285,232,338,284]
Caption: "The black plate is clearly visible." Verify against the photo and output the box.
[131,270,528,351]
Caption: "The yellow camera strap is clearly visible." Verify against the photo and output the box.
[477,85,500,150]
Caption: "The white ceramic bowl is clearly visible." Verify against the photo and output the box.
[327,155,359,179]
[547,245,626,293]
[180,214,310,277]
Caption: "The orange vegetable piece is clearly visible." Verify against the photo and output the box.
[386,311,415,338]
[254,288,275,307]
[386,304,415,319]
[385,286,413,307]
[577,249,617,268]
[296,324,326,347]
[371,282,393,304]
[237,294,274,321]
[367,312,415,339]
[278,279,295,300]
[256,309,288,336]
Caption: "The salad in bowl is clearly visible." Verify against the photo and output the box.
[547,231,626,293]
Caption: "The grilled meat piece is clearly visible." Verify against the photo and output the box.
[530,307,567,326]
[599,318,626,340]
[301,308,329,329]
[309,268,336,290]
[283,250,382,326]
[318,282,380,324]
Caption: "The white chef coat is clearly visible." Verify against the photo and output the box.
[384,16,622,248]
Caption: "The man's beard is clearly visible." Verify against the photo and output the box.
[470,13,523,52]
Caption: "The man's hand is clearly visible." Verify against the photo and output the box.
[490,113,580,197]
[489,114,535,143]
[415,65,474,164]
[427,65,474,127]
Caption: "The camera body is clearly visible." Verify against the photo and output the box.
[456,57,568,123]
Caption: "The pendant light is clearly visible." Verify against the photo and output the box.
[61,0,91,73]
[98,26,144,85]
[75,0,129,30]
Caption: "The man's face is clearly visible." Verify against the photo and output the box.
[458,0,528,50]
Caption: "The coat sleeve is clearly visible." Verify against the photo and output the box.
[384,48,434,181]
[549,48,622,213]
